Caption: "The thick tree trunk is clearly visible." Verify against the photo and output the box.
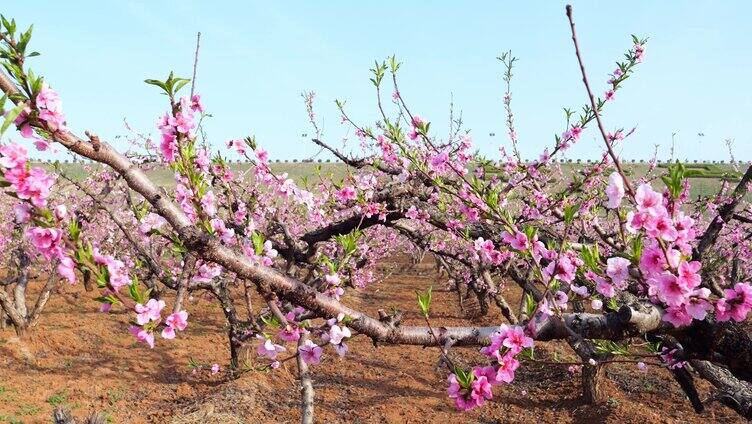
[243,279,255,319]
[211,283,246,372]
[14,323,28,338]
[82,269,94,292]
[675,319,752,382]
[569,337,608,404]
[28,275,59,328]
[0,288,26,336]
[692,360,752,419]
[297,334,315,424]
[13,272,28,320]
[0,308,7,330]
[469,283,489,316]
[493,292,519,324]
[53,406,108,424]
[581,362,606,404]
[173,253,196,313]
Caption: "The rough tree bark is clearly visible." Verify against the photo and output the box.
[297,334,315,424]
[692,360,752,419]
[568,336,608,404]
[481,270,518,324]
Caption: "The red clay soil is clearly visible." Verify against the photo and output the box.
[0,256,746,423]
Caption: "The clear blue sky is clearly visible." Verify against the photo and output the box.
[4,1,751,161]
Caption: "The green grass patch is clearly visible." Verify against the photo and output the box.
[46,389,67,406]
[0,415,23,424]
[15,404,41,416]
[106,388,123,406]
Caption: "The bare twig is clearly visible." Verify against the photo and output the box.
[565,4,634,197]
[190,32,201,97]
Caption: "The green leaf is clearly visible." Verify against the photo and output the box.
[1,15,16,37]
[260,314,281,329]
[144,79,169,94]
[522,226,537,242]
[581,244,600,271]
[335,229,362,256]
[662,161,686,199]
[251,231,265,255]
[320,255,336,273]
[16,24,33,54]
[593,339,630,356]
[519,347,535,360]
[645,339,662,353]
[485,188,499,209]
[549,280,561,293]
[524,293,537,317]
[606,297,620,312]
[563,203,578,225]
[30,74,43,95]
[0,102,25,137]
[452,365,474,388]
[173,78,190,95]
[416,286,433,317]
[388,55,401,73]
[630,236,644,262]
[67,219,80,241]
[128,279,142,303]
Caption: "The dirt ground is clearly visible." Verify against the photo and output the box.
[0,256,746,423]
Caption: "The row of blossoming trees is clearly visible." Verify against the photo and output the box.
[0,5,751,421]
